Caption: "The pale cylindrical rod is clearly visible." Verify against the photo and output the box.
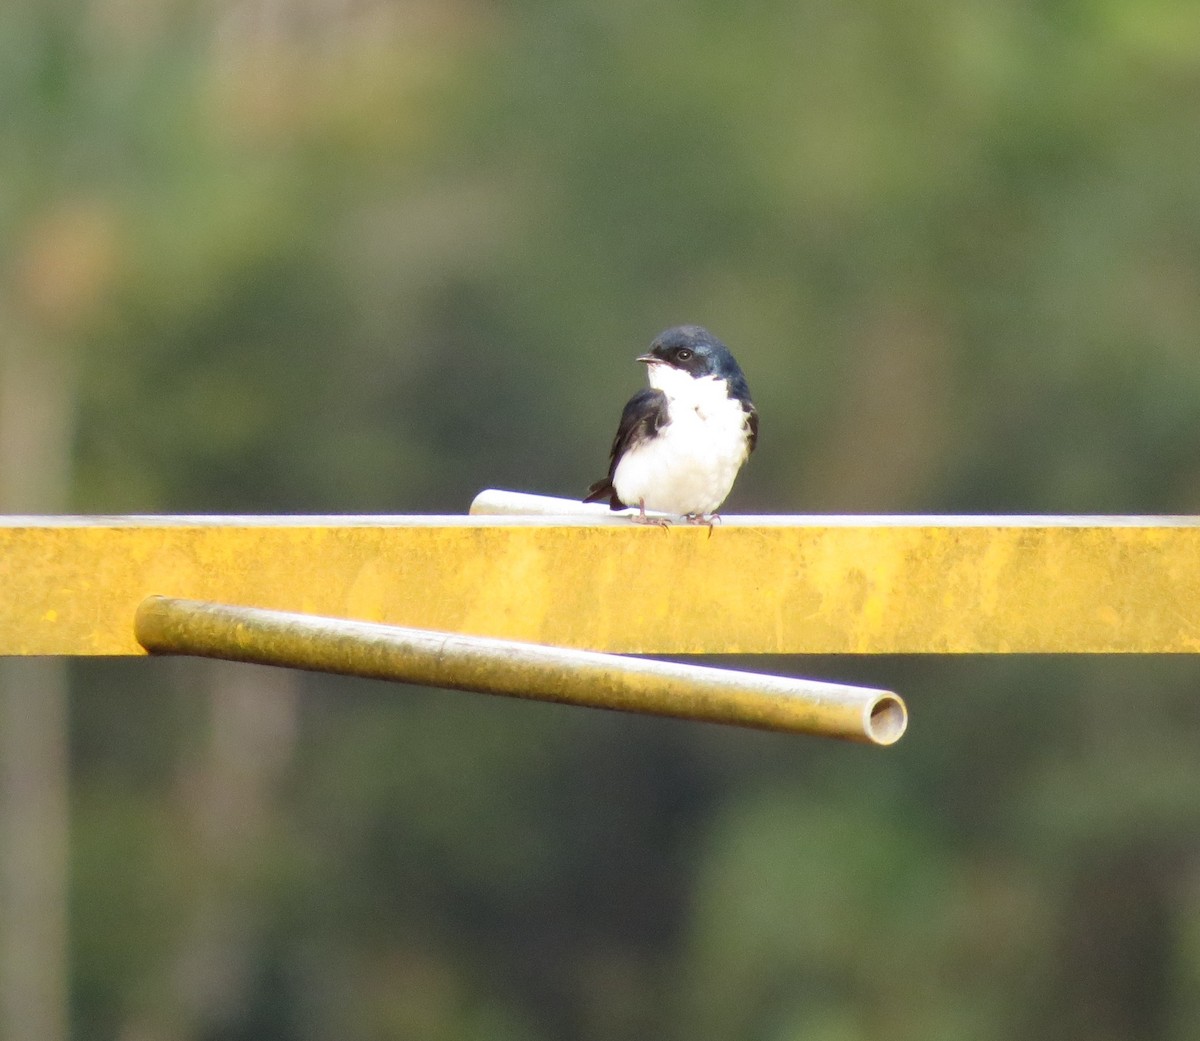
[470,488,663,518]
[135,597,906,745]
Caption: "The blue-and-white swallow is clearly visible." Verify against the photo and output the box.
[585,325,758,524]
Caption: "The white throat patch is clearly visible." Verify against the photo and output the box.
[645,362,727,415]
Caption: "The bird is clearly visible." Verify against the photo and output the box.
[584,325,758,524]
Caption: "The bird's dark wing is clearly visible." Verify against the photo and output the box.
[745,402,759,455]
[609,388,671,470]
[584,388,670,509]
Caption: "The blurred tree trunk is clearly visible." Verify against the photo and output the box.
[0,336,74,1041]
[170,660,298,1036]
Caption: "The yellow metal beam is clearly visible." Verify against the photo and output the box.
[4,510,1200,655]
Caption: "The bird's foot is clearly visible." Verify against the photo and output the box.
[631,500,672,528]
[684,512,721,538]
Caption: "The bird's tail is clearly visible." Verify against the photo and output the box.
[583,479,624,510]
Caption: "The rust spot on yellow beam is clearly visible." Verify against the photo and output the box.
[2,515,1200,655]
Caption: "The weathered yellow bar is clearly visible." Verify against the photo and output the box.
[134,597,907,744]
[3,513,1200,655]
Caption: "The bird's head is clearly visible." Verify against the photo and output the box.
[638,325,750,398]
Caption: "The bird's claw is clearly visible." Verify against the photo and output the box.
[631,500,672,528]
[683,512,721,537]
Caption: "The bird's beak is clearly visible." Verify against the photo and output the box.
[636,353,656,364]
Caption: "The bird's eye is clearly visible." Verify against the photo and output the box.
[676,348,693,361]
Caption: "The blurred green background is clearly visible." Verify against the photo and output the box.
[4,0,1200,1038]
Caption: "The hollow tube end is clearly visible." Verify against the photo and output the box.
[865,693,908,745]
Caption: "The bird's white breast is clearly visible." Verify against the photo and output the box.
[612,368,752,516]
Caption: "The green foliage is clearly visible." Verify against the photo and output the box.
[6,0,1200,1037]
